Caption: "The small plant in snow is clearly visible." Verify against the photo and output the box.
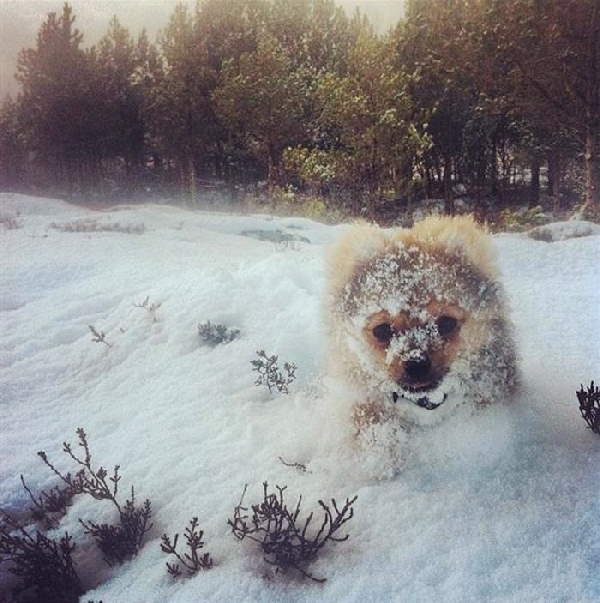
[278,456,310,474]
[160,517,213,578]
[79,494,152,566]
[251,350,296,394]
[577,381,600,435]
[38,428,153,566]
[228,482,357,583]
[134,295,162,322]
[0,512,83,603]
[88,325,112,347]
[198,321,240,346]
[20,475,75,530]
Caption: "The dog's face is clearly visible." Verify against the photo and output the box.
[328,218,517,422]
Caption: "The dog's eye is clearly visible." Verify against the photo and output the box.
[372,323,393,342]
[437,315,458,336]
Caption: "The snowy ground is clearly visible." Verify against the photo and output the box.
[1,192,599,602]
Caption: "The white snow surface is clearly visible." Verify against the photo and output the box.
[1,192,599,602]
[528,219,600,242]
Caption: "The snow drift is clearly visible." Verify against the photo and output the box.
[1,193,599,602]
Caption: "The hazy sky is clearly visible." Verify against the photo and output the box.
[0,0,405,99]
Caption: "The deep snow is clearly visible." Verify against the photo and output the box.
[1,192,599,602]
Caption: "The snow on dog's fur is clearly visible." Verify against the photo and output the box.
[326,216,517,457]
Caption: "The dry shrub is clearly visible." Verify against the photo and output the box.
[160,517,213,578]
[251,351,296,394]
[577,381,600,434]
[229,482,357,582]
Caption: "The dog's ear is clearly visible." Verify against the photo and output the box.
[397,215,499,279]
[327,223,388,298]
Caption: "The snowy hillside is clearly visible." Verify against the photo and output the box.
[1,192,599,602]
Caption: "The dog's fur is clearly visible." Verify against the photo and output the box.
[326,216,517,433]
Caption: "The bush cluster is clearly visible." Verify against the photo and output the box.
[0,428,153,602]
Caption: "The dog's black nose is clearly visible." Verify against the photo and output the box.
[404,355,432,381]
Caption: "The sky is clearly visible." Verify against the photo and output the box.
[0,0,405,100]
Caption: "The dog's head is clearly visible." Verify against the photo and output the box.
[327,216,516,421]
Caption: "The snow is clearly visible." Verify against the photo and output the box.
[527,219,600,242]
[1,192,599,602]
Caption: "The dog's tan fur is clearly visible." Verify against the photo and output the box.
[326,215,517,434]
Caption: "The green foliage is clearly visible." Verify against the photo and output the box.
[1,0,598,213]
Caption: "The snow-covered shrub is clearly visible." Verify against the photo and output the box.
[229,482,357,583]
[19,475,74,530]
[160,517,213,578]
[39,428,153,566]
[198,321,240,346]
[1,428,153,601]
[0,515,83,603]
[251,351,296,394]
[50,219,145,234]
[577,381,600,435]
[80,495,152,566]
[134,296,162,322]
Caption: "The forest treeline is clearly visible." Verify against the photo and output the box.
[0,0,598,219]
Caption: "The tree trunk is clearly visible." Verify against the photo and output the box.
[583,123,599,210]
[443,156,454,214]
[529,157,540,208]
[547,149,562,212]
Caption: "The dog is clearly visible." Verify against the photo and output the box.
[326,215,517,438]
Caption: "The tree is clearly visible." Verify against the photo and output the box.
[214,35,309,185]
[96,17,147,186]
[284,22,428,212]
[16,3,100,191]
[497,0,600,211]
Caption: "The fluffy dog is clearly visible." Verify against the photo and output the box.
[326,215,517,435]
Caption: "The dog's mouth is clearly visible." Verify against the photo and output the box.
[392,387,447,410]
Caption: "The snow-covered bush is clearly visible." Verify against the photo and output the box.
[0,515,83,603]
[19,475,74,530]
[577,381,600,435]
[198,321,240,346]
[228,482,357,583]
[1,428,152,601]
[251,351,296,394]
[39,428,153,566]
[160,517,213,578]
[134,296,162,322]
[50,219,145,234]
